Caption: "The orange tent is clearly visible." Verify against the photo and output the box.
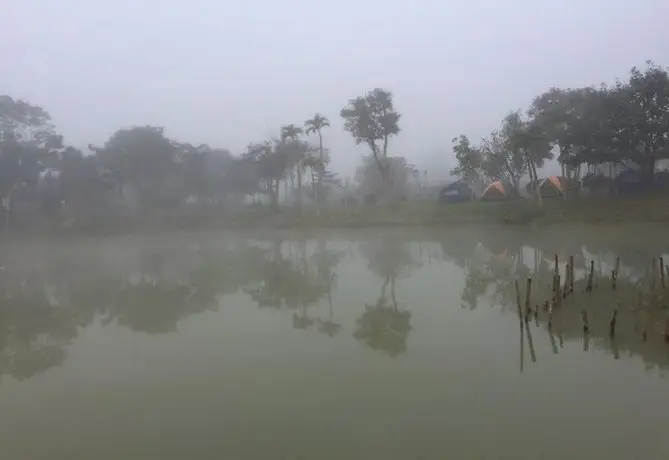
[539,176,579,197]
[481,181,509,201]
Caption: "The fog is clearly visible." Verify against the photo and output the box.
[2,0,668,181]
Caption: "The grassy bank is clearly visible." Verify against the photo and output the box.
[5,192,669,237]
[225,192,669,229]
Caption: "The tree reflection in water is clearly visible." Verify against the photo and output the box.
[0,242,269,380]
[244,239,343,332]
[452,229,669,374]
[354,238,419,357]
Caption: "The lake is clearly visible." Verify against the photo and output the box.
[1,225,668,459]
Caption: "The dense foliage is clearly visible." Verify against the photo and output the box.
[451,62,669,194]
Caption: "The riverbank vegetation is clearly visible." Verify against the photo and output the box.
[1,61,669,234]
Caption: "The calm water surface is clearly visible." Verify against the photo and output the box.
[1,226,668,459]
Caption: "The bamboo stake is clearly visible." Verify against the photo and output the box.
[609,309,618,337]
[586,260,594,292]
[514,279,523,328]
[556,273,562,307]
[548,320,558,354]
[611,269,617,290]
[651,257,657,303]
[581,309,590,334]
[554,254,559,276]
[660,256,665,291]
[568,255,575,295]
[525,319,536,363]
[614,256,620,278]
[524,278,532,322]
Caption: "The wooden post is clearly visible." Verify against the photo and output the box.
[614,256,620,278]
[609,309,618,337]
[581,309,589,334]
[514,279,523,328]
[611,269,617,290]
[555,273,562,306]
[651,257,657,302]
[660,256,665,291]
[526,320,537,363]
[554,254,559,276]
[586,260,594,292]
[569,255,575,295]
[524,278,532,322]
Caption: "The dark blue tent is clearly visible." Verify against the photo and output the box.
[438,181,473,204]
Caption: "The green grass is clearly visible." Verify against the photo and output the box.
[8,192,669,237]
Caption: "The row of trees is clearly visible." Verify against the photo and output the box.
[451,62,669,198]
[1,87,408,226]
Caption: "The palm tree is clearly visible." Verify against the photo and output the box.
[304,113,330,168]
[280,124,304,210]
[305,114,330,209]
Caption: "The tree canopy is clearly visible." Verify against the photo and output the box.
[452,61,669,192]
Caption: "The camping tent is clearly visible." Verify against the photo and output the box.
[480,181,510,201]
[539,176,579,197]
[438,181,473,203]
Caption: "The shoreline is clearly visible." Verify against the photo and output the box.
[2,193,668,238]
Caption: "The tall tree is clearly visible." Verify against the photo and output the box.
[340,88,400,188]
[304,113,330,168]
[280,124,305,210]
[94,126,179,211]
[502,111,553,202]
[450,135,487,196]
[479,129,526,192]
[305,113,330,210]
[619,62,669,182]
[0,95,60,222]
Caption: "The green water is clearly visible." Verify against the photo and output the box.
[1,226,668,459]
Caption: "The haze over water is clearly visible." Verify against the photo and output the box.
[1,226,668,459]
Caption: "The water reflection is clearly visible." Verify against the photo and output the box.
[444,227,669,375]
[353,238,420,356]
[1,227,668,382]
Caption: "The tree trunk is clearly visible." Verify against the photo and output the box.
[641,157,656,185]
[527,156,542,208]
[296,164,303,213]
[311,167,319,217]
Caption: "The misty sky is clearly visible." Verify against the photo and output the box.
[2,0,668,181]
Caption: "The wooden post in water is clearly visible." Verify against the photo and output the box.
[651,257,658,304]
[555,273,562,307]
[514,279,523,328]
[554,254,559,276]
[660,256,665,292]
[586,260,595,292]
[612,256,620,290]
[524,278,532,322]
[609,309,618,338]
[581,309,590,334]
[569,255,575,295]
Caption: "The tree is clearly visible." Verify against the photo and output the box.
[618,62,669,182]
[94,126,179,211]
[0,95,55,145]
[305,113,331,209]
[502,111,553,203]
[340,88,400,188]
[280,124,305,210]
[479,128,526,192]
[304,113,330,169]
[450,135,487,196]
[355,155,415,198]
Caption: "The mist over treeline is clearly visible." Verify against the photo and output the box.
[1,61,669,228]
